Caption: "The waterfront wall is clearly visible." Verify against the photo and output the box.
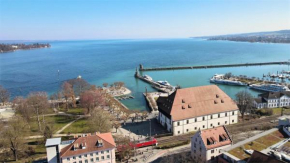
[139,61,290,71]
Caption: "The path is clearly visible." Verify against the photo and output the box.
[55,116,84,134]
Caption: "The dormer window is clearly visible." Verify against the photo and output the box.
[214,100,218,104]
[182,99,185,103]
[182,106,185,109]
[188,104,192,108]
[96,139,103,147]
[206,137,216,145]
[216,94,219,98]
[221,99,224,103]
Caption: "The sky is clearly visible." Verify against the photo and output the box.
[0,0,290,40]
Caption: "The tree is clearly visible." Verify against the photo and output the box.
[224,72,233,79]
[235,90,254,120]
[0,85,10,105]
[12,97,31,127]
[0,116,29,161]
[67,78,90,96]
[114,135,133,161]
[80,90,105,114]
[141,111,148,121]
[88,108,113,133]
[113,121,121,133]
[61,82,75,110]
[43,123,54,142]
[27,92,49,132]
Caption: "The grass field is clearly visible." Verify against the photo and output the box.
[61,117,90,134]
[228,130,285,160]
[29,115,77,135]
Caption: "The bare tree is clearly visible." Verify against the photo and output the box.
[113,121,121,133]
[67,78,90,96]
[235,90,254,120]
[27,92,49,132]
[88,108,113,133]
[114,135,133,161]
[12,97,31,128]
[80,90,105,114]
[61,82,75,110]
[0,116,29,161]
[0,85,10,105]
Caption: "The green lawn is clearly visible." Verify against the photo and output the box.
[59,107,86,115]
[272,108,290,115]
[29,115,77,135]
[61,117,90,134]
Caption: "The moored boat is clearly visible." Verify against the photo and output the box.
[210,74,246,86]
[249,84,290,92]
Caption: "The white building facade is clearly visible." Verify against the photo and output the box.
[254,92,290,109]
[191,126,232,163]
[157,85,239,135]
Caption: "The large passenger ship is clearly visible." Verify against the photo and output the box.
[210,74,246,86]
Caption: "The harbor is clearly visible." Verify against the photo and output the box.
[139,61,290,71]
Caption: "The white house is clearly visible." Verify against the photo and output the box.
[254,92,290,109]
[191,126,232,163]
[46,132,116,163]
[157,85,239,135]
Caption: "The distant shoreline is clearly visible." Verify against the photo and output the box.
[0,43,51,53]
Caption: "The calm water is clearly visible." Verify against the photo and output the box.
[0,39,290,110]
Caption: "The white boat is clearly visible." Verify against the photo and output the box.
[274,151,282,160]
[278,74,287,79]
[143,75,153,81]
[270,74,278,78]
[249,84,290,92]
[281,153,290,161]
[157,80,170,86]
[244,149,254,155]
[210,74,246,86]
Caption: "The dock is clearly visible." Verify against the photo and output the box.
[134,71,176,94]
[138,61,290,71]
[116,95,135,101]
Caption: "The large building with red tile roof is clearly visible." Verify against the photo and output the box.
[191,126,232,163]
[45,132,116,163]
[157,85,239,135]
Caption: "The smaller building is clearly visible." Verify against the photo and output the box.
[191,126,232,163]
[247,150,284,163]
[254,92,290,109]
[46,132,116,163]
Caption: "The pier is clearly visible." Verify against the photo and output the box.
[116,95,135,101]
[134,69,176,94]
[138,61,290,71]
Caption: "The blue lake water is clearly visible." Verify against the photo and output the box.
[0,39,290,110]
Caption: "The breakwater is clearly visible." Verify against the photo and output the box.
[139,61,290,71]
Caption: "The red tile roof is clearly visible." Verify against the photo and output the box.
[200,126,232,150]
[157,85,239,121]
[60,133,116,158]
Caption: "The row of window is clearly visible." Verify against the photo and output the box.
[269,99,290,103]
[68,155,110,162]
[67,151,110,161]
[177,120,235,134]
[176,112,235,126]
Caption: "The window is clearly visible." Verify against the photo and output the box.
[96,152,98,155]
[79,161,82,163]
[211,156,215,160]
[232,120,234,123]
[210,115,213,119]
[96,157,99,161]
[101,156,104,160]
[67,158,70,161]
[186,129,189,132]
[218,114,220,118]
[73,156,76,159]
[187,120,189,124]
[225,113,227,117]
[84,154,87,157]
[203,117,205,121]
[90,153,93,156]
[107,155,110,159]
[232,111,234,115]
[195,118,197,122]
[195,127,197,130]
[106,150,109,153]
[79,155,81,158]
[225,121,227,124]
[85,160,88,163]
[203,125,205,128]
[101,151,104,154]
[177,122,180,126]
[211,150,214,153]
[178,131,180,134]
[90,158,94,162]
[218,122,220,125]
[210,123,213,127]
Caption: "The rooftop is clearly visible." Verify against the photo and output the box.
[157,85,239,121]
[45,138,61,147]
[200,126,232,150]
[60,132,116,158]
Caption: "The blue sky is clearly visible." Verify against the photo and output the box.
[0,0,289,40]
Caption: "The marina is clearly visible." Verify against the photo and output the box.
[116,95,135,101]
